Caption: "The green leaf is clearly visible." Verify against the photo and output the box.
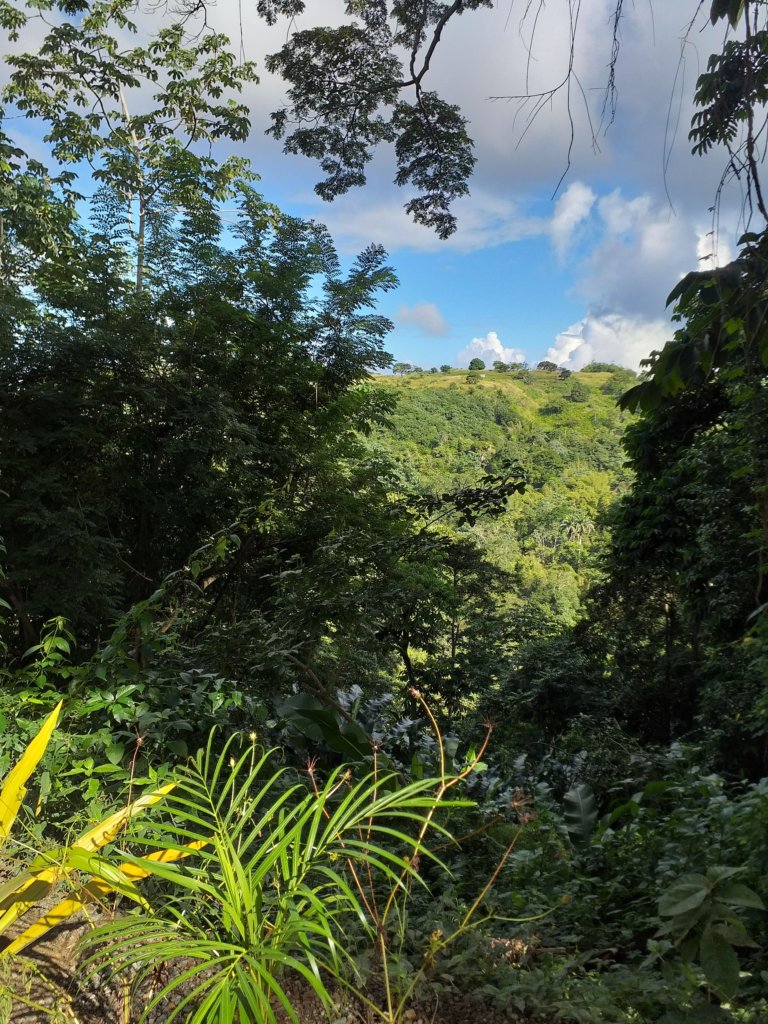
[711,922,759,948]
[699,929,740,1001]
[706,865,743,883]
[105,743,125,766]
[717,882,765,911]
[642,780,674,799]
[658,876,709,917]
[562,783,598,844]
[608,799,639,825]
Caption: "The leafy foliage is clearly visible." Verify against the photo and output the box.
[82,730,474,1024]
[1,193,399,652]
[657,866,764,1001]
[263,1,492,237]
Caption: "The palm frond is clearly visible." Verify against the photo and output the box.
[83,735,465,1024]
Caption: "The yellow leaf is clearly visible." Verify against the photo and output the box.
[0,871,60,935]
[0,896,86,956]
[0,701,63,841]
[0,783,175,940]
[1,841,206,957]
[73,783,175,852]
[108,839,207,881]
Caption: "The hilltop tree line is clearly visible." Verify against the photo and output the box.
[392,359,628,375]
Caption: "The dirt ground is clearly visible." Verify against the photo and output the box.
[2,918,525,1024]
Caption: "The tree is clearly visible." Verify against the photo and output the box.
[601,368,638,399]
[0,0,257,293]
[567,381,589,403]
[393,362,414,375]
[371,534,516,716]
[0,197,398,654]
[260,1,494,239]
[468,358,485,371]
[582,362,628,373]
[594,240,768,773]
[440,364,452,373]
[0,3,403,655]
[492,360,510,372]
[537,360,559,372]
[583,369,768,770]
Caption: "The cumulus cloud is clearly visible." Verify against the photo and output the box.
[597,191,653,236]
[575,189,694,317]
[396,302,449,337]
[546,314,670,371]
[551,187,732,331]
[456,331,526,368]
[545,186,736,371]
[550,181,596,258]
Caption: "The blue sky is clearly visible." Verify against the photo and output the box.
[229,0,744,372]
[2,0,748,371]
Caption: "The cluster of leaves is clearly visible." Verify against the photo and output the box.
[261,0,494,238]
[81,730,476,1024]
[452,749,768,1023]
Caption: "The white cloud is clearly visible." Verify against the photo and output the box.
[570,189,703,319]
[546,314,670,371]
[396,302,449,337]
[456,331,526,368]
[550,181,596,258]
[597,191,653,236]
[696,229,733,269]
[296,188,546,254]
[546,188,739,373]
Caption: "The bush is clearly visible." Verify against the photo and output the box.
[82,717,528,1024]
[567,381,589,402]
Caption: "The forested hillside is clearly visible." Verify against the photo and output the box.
[368,360,768,777]
[369,365,632,619]
[1,0,767,1022]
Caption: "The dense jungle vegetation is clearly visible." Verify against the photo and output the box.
[1,0,768,1022]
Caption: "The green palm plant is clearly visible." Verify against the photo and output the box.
[83,732,465,1024]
